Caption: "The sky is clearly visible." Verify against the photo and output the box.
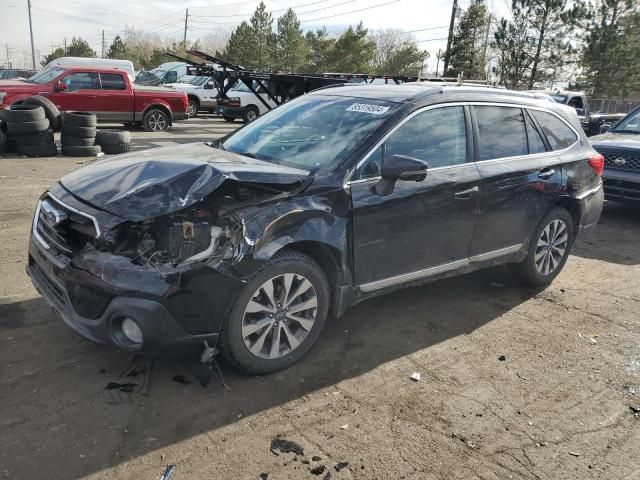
[0,0,511,73]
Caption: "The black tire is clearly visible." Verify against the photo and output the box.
[14,129,54,146]
[219,249,330,375]
[0,122,7,154]
[6,119,50,134]
[17,143,58,157]
[6,104,45,122]
[242,105,259,124]
[95,129,131,145]
[61,145,102,157]
[19,96,62,131]
[187,98,199,118]
[142,108,170,132]
[223,116,235,122]
[63,111,97,127]
[509,207,574,287]
[61,124,96,138]
[102,143,132,155]
[61,134,96,147]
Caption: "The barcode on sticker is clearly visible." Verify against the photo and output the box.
[346,103,390,115]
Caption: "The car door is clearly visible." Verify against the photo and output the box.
[349,104,481,290]
[48,72,100,113]
[469,104,563,258]
[95,72,134,122]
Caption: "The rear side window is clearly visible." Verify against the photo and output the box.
[474,106,528,160]
[530,110,578,150]
[100,73,126,90]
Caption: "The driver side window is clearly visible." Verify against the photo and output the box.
[62,72,98,91]
[354,106,467,180]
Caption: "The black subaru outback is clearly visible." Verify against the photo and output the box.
[28,84,604,374]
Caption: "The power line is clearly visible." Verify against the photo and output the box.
[299,0,405,22]
[192,0,354,18]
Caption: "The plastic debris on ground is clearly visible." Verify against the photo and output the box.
[410,372,421,382]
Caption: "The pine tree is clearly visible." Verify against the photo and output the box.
[304,27,335,73]
[106,35,126,59]
[224,22,255,68]
[445,0,489,79]
[276,8,308,71]
[42,37,96,66]
[326,22,375,73]
[250,1,276,69]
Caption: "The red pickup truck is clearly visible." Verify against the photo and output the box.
[0,66,188,131]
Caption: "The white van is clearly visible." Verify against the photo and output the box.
[149,62,189,84]
[41,57,135,81]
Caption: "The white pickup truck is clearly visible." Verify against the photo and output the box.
[166,75,220,118]
[215,81,278,123]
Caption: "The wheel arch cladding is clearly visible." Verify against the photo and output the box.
[144,103,172,122]
[550,196,581,241]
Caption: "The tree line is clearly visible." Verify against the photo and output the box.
[42,0,639,98]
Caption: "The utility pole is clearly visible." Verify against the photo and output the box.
[443,0,459,74]
[101,30,105,58]
[5,44,11,69]
[435,48,442,77]
[27,0,36,69]
[64,37,67,54]
[183,8,189,48]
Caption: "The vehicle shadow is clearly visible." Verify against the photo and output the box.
[571,200,640,266]
[0,267,540,479]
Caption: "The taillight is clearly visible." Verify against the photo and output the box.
[588,153,604,176]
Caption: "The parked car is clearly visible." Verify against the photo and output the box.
[166,75,220,117]
[27,84,604,374]
[41,57,135,81]
[215,80,278,123]
[0,66,188,132]
[590,105,640,202]
[0,69,36,80]
[534,90,627,136]
[149,62,189,84]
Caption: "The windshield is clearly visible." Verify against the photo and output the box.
[185,75,208,86]
[612,109,640,133]
[28,67,65,84]
[231,81,251,92]
[222,94,397,172]
[551,94,567,103]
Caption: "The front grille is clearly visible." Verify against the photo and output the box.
[601,151,640,171]
[30,257,66,310]
[34,195,98,256]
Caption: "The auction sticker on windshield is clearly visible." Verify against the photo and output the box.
[346,103,390,115]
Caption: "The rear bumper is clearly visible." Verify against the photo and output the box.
[216,105,244,117]
[173,112,189,121]
[603,168,640,202]
[575,181,605,238]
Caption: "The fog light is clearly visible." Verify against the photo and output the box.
[121,318,143,344]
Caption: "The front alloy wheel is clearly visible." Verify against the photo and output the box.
[220,250,329,374]
[242,273,317,359]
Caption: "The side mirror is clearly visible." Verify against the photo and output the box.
[205,81,215,90]
[575,108,585,116]
[600,123,612,134]
[54,81,68,92]
[374,153,428,196]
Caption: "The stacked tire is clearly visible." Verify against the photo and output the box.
[95,130,132,155]
[61,112,101,157]
[3,104,57,157]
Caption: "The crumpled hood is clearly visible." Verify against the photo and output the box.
[590,132,640,149]
[60,143,310,221]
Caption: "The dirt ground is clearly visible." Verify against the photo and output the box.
[1,117,639,480]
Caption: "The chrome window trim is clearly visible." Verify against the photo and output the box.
[343,101,581,188]
[32,192,102,251]
[357,243,524,293]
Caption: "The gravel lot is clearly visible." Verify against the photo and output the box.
[1,116,639,480]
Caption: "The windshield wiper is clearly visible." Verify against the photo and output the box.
[612,129,640,134]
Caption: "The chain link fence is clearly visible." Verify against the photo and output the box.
[588,99,640,114]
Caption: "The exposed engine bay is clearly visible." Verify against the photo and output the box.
[107,181,294,269]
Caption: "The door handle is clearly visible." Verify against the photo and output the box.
[454,186,479,199]
[538,168,556,179]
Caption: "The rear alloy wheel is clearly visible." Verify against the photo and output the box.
[187,99,199,118]
[143,108,170,132]
[510,207,574,286]
[220,250,329,374]
[242,105,259,123]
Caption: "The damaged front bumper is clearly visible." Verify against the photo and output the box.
[27,233,244,354]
